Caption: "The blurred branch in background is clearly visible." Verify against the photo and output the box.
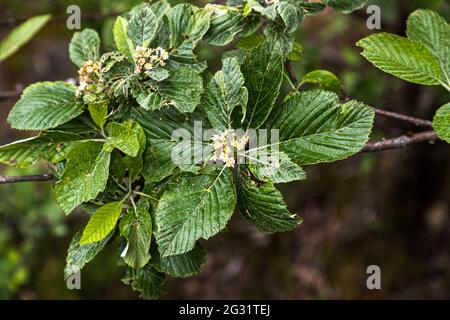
[0,174,53,184]
[0,12,118,28]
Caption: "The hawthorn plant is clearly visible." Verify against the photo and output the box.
[0,0,448,299]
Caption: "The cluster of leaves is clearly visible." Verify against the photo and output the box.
[0,0,376,299]
[357,9,450,143]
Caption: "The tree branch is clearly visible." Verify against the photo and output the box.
[0,174,53,184]
[0,89,22,101]
[283,60,434,128]
[373,108,433,128]
[361,131,438,153]
[0,131,441,185]
[284,60,299,88]
[0,12,118,28]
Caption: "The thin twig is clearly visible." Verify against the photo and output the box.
[361,131,438,153]
[0,174,53,184]
[284,60,299,88]
[373,108,433,128]
[0,12,118,28]
[0,89,22,101]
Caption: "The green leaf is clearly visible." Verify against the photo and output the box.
[7,82,84,130]
[433,103,450,144]
[156,244,206,278]
[155,168,236,257]
[120,206,152,268]
[202,57,248,130]
[127,6,159,47]
[69,29,101,67]
[322,0,367,14]
[242,40,284,128]
[122,265,166,300]
[147,67,170,82]
[356,33,443,86]
[269,90,374,165]
[406,9,450,86]
[237,170,302,233]
[249,152,306,184]
[0,15,51,62]
[142,140,177,183]
[64,229,114,279]
[166,39,207,72]
[300,70,342,93]
[133,106,209,180]
[81,201,123,244]
[276,1,304,33]
[0,131,83,168]
[88,102,108,129]
[204,6,245,46]
[158,67,204,113]
[105,121,141,157]
[113,16,135,61]
[167,4,211,48]
[287,42,303,61]
[55,141,111,213]
[136,91,165,111]
[236,34,265,51]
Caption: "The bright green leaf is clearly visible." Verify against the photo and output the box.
[113,16,135,61]
[81,201,123,244]
[300,70,342,93]
[88,102,108,129]
[106,121,141,157]
[0,15,51,62]
[433,103,450,144]
[407,9,450,87]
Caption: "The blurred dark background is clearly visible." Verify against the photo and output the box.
[1,0,450,299]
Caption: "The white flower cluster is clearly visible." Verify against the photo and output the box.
[211,129,249,167]
[265,0,279,5]
[133,46,170,74]
[76,60,101,97]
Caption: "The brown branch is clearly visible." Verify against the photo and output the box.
[0,131,441,185]
[0,89,22,101]
[373,108,433,128]
[361,131,438,153]
[283,60,434,128]
[0,174,53,184]
[0,12,118,28]
[284,60,299,88]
